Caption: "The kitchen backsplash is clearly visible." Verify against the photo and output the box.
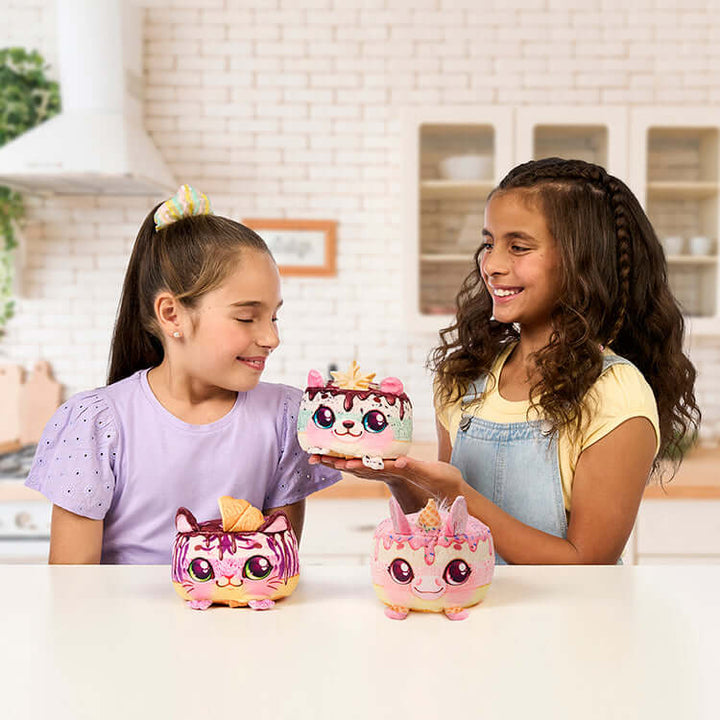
[2,0,720,444]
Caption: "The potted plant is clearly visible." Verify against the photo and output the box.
[0,47,60,337]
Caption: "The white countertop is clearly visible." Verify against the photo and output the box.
[2,564,717,720]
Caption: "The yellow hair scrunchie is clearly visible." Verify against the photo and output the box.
[154,184,213,231]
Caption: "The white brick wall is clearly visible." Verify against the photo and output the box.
[2,0,720,444]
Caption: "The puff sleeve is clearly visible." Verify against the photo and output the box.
[263,386,341,509]
[25,390,119,520]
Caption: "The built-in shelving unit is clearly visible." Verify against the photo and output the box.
[405,106,720,335]
[405,107,630,333]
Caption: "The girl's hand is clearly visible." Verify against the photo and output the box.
[309,454,466,501]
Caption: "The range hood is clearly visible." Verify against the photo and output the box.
[0,0,175,195]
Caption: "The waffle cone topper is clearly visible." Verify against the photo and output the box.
[297,362,413,470]
[371,497,494,621]
[171,497,299,611]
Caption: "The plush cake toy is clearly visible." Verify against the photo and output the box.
[371,496,494,620]
[297,361,412,470]
[171,497,299,611]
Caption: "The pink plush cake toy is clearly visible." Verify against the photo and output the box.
[297,361,412,470]
[171,497,299,611]
[371,496,494,620]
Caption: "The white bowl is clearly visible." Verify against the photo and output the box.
[439,154,493,181]
[661,236,684,256]
[688,235,713,256]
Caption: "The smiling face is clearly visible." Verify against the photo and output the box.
[176,249,282,393]
[480,190,563,334]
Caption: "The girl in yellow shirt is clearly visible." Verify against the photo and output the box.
[316,157,700,564]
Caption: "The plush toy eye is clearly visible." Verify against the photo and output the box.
[188,558,214,582]
[389,558,414,584]
[362,410,387,433]
[312,406,335,429]
[243,555,273,580]
[443,559,471,585]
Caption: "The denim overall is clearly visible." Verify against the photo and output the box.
[450,354,631,565]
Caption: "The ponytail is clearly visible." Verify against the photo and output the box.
[108,205,165,384]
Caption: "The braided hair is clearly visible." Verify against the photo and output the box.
[430,157,700,475]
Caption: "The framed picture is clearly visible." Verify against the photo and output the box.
[242,219,337,277]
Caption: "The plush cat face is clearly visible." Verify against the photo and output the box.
[371,497,494,620]
[171,499,299,611]
[297,364,412,465]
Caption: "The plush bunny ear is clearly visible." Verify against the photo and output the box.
[261,512,290,533]
[442,496,469,536]
[379,377,404,394]
[389,496,412,534]
[307,369,325,388]
[175,508,198,533]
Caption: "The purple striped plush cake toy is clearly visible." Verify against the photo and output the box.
[172,497,299,611]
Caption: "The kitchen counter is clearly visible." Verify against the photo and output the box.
[2,564,717,720]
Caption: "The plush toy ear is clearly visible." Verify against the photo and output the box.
[443,496,469,536]
[379,377,404,394]
[261,512,289,533]
[389,496,412,534]
[307,369,324,388]
[176,508,198,533]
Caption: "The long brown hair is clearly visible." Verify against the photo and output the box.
[108,207,271,384]
[430,157,700,473]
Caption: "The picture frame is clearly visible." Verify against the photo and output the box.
[242,219,337,277]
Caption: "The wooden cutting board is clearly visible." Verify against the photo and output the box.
[19,361,62,446]
[0,363,23,450]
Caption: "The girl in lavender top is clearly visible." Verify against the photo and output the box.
[26,185,340,564]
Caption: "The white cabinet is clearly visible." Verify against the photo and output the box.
[300,498,388,566]
[515,105,628,178]
[629,108,720,334]
[402,107,514,335]
[628,498,720,564]
[404,106,720,335]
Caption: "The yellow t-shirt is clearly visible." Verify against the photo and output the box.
[435,344,660,511]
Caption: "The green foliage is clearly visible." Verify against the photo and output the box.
[0,47,60,336]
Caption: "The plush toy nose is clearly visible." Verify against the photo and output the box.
[342,420,355,429]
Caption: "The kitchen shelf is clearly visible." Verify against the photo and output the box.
[420,253,475,262]
[647,181,718,199]
[666,255,717,266]
[420,180,495,199]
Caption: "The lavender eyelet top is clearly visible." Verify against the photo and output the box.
[26,369,340,564]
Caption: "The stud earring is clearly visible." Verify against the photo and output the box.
[172,331,181,338]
